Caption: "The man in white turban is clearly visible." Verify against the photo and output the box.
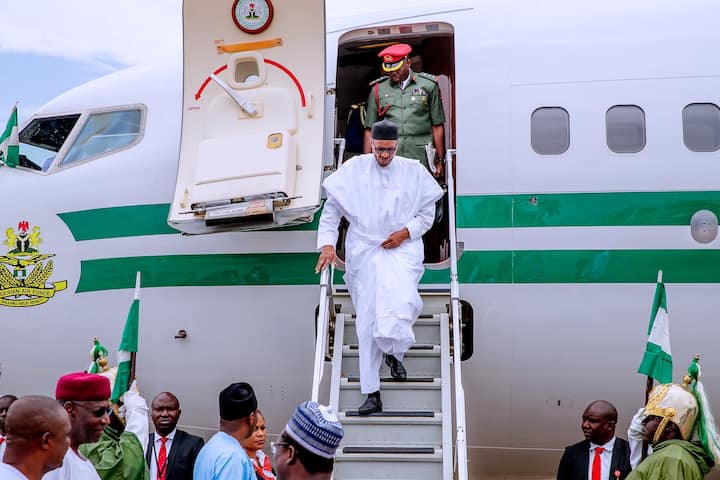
[315,119,443,415]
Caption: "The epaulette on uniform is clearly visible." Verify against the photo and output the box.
[416,72,438,83]
[368,76,389,86]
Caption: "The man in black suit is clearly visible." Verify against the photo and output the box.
[557,400,632,480]
[146,392,204,480]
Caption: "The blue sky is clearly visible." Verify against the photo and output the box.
[0,0,441,123]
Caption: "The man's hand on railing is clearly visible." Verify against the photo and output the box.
[315,245,337,273]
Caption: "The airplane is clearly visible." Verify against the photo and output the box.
[1,0,720,478]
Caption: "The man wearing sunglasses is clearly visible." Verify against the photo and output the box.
[363,43,446,178]
[316,120,443,415]
[44,372,149,480]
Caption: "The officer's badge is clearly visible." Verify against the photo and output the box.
[0,221,67,307]
[383,55,393,63]
[411,87,427,96]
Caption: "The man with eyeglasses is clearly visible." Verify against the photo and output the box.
[44,372,149,480]
[272,401,343,480]
[363,43,446,177]
[316,120,444,415]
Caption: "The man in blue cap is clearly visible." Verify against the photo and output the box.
[273,401,344,480]
[363,43,446,177]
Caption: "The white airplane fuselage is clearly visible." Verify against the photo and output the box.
[2,1,720,478]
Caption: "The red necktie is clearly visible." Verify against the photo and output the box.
[592,447,604,480]
[0,437,4,445]
[157,437,168,480]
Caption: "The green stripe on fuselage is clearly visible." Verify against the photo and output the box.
[76,249,720,293]
[58,191,720,241]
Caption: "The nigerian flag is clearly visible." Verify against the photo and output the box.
[638,271,673,384]
[0,105,19,168]
[112,272,141,403]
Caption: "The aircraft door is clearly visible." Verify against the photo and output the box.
[170,0,326,234]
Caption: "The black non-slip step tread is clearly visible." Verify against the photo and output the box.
[342,446,436,455]
[346,344,436,350]
[343,411,436,418]
[345,376,435,383]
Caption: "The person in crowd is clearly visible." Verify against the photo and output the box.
[0,395,18,460]
[272,401,343,480]
[557,400,632,479]
[193,382,258,480]
[0,396,71,480]
[146,392,204,480]
[241,410,275,480]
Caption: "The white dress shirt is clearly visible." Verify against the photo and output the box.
[588,436,616,480]
[0,462,27,479]
[149,428,176,480]
[42,449,100,480]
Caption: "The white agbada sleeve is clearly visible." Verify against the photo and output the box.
[316,196,343,250]
[406,198,437,240]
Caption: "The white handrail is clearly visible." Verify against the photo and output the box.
[445,149,469,480]
[311,266,332,402]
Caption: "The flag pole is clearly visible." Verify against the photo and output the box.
[641,269,663,460]
[128,271,141,389]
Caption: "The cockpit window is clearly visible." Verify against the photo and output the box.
[19,114,81,171]
[62,109,143,166]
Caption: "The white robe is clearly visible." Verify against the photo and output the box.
[42,449,100,480]
[317,154,443,393]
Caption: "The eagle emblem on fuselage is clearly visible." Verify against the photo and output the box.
[0,221,67,307]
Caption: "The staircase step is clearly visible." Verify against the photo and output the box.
[341,346,442,377]
[345,344,438,351]
[339,378,442,411]
[343,410,436,418]
[334,449,443,479]
[343,318,441,345]
[339,411,442,445]
[345,376,435,383]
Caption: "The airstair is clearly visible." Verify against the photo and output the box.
[311,151,469,479]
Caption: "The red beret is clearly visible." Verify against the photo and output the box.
[56,372,111,401]
[378,43,412,64]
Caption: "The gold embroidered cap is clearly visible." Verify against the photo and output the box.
[643,382,698,442]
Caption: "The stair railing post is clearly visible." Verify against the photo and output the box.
[445,149,469,480]
[312,266,332,402]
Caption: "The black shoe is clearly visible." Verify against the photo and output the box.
[387,355,407,381]
[358,391,382,415]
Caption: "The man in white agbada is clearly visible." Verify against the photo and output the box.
[315,119,444,415]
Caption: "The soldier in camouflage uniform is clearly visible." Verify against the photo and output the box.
[363,43,446,177]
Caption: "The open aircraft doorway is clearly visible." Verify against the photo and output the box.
[332,21,456,266]
[169,0,326,234]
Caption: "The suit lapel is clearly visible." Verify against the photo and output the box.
[146,432,155,468]
[167,430,183,476]
[580,441,590,480]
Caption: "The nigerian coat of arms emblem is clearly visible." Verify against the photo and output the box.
[0,221,67,307]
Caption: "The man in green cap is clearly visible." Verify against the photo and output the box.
[363,43,446,177]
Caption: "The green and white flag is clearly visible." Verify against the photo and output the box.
[111,271,141,403]
[0,105,19,168]
[638,271,673,384]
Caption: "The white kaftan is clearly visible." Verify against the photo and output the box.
[317,154,443,393]
[42,449,100,480]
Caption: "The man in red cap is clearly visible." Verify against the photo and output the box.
[43,372,112,480]
[43,372,149,480]
[363,43,446,177]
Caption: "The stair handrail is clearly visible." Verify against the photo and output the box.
[445,149,469,480]
[311,265,334,402]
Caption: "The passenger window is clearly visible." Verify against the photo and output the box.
[62,108,143,166]
[683,103,720,152]
[531,107,569,155]
[606,105,645,154]
[18,114,81,171]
